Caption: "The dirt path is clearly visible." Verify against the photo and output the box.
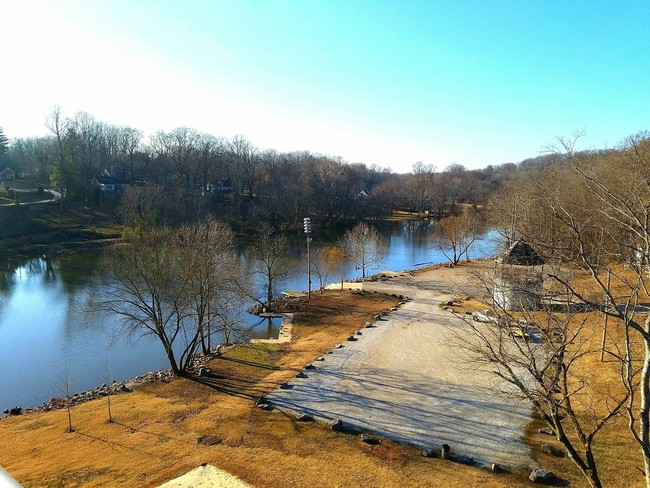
[268,264,534,470]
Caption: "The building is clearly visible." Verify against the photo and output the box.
[0,167,15,181]
[92,175,129,197]
[493,239,545,311]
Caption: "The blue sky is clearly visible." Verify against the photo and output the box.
[1,0,648,172]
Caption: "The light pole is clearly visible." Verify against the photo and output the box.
[303,217,312,299]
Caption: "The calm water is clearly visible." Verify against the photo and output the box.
[0,221,499,410]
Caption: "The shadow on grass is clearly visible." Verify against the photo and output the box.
[74,429,166,456]
[212,355,297,372]
[184,372,284,400]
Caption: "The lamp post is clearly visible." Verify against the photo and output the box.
[303,217,312,299]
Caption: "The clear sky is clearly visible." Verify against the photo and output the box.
[1,0,648,172]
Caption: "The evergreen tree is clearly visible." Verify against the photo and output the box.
[0,127,9,163]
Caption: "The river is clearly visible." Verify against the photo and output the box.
[0,221,500,410]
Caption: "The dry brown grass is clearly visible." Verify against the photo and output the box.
[0,290,528,487]
[449,265,648,487]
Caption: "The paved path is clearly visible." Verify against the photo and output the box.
[268,266,534,470]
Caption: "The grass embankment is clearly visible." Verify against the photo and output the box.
[0,204,122,258]
[0,290,526,488]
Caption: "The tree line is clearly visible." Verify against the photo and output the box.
[1,108,518,231]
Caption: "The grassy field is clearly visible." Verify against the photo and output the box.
[0,290,538,488]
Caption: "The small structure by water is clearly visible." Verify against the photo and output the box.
[493,239,544,311]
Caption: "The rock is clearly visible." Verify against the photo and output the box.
[453,455,476,466]
[490,463,505,473]
[330,419,361,435]
[296,371,307,378]
[257,403,273,411]
[538,427,555,435]
[422,448,437,458]
[198,366,213,377]
[255,396,267,406]
[446,301,454,306]
[9,407,22,416]
[529,468,555,483]
[280,382,292,389]
[347,335,357,341]
[440,443,451,460]
[197,435,223,446]
[541,444,565,458]
[297,413,314,422]
[316,357,325,361]
[334,344,344,349]
[305,364,317,370]
[356,331,363,335]
[360,434,381,445]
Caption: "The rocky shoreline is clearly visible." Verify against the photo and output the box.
[3,347,234,417]
[2,370,177,417]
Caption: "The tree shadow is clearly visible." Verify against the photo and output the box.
[184,372,281,400]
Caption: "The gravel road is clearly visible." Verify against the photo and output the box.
[268,265,534,470]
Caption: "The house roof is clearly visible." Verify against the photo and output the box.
[94,175,128,185]
[0,167,15,177]
[501,239,545,266]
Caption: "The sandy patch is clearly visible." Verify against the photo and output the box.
[158,464,252,488]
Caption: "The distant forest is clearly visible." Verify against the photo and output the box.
[0,108,644,232]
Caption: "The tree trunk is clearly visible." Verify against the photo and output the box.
[642,335,650,488]
[165,344,180,374]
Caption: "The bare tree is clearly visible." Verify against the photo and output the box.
[45,106,71,209]
[457,265,627,488]
[340,222,386,281]
[487,132,650,486]
[117,126,143,183]
[54,370,74,433]
[435,210,480,265]
[68,111,104,204]
[98,229,195,374]
[546,134,650,486]
[409,162,437,213]
[104,357,114,423]
[177,217,245,354]
[119,185,166,233]
[250,225,289,306]
[311,244,345,293]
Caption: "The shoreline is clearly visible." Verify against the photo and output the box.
[3,370,175,418]
[2,345,240,418]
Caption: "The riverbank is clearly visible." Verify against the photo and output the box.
[0,204,123,259]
